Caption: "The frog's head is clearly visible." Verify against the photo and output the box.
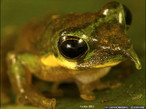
[56,1,141,70]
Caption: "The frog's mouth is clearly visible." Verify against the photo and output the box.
[78,46,142,70]
[122,46,142,70]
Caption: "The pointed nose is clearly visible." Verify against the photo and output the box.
[122,46,142,70]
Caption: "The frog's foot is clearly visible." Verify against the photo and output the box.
[95,81,121,90]
[75,81,96,101]
[80,92,96,101]
[17,93,30,105]
[16,90,56,109]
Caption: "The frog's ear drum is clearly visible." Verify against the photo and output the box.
[58,36,88,59]
[123,5,132,26]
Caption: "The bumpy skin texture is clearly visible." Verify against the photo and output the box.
[3,1,141,109]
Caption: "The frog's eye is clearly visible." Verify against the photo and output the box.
[123,5,132,25]
[99,1,132,26]
[58,36,88,59]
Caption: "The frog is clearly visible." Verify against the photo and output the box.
[2,1,142,109]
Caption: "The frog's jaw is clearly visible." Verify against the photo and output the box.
[76,45,142,70]
[91,46,142,70]
[122,46,142,70]
[92,61,121,69]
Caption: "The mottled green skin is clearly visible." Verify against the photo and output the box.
[16,2,130,69]
[4,1,141,109]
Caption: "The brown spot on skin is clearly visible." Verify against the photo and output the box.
[53,13,98,30]
[96,23,131,50]
[16,15,53,54]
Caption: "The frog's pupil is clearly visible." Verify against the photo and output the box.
[58,36,88,59]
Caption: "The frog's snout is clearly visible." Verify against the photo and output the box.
[122,46,142,70]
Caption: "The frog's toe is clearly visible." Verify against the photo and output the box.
[44,98,56,109]
[80,94,96,101]
[16,94,30,105]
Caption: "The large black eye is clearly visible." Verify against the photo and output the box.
[58,36,88,59]
[123,5,132,25]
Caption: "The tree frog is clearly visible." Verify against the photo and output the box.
[3,1,142,109]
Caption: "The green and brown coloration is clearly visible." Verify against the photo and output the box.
[1,1,142,109]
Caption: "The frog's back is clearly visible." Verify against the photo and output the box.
[15,14,55,54]
[16,12,98,55]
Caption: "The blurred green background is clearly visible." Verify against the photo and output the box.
[1,0,145,109]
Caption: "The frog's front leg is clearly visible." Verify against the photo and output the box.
[50,82,64,97]
[7,52,56,109]
[75,80,96,101]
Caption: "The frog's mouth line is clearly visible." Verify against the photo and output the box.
[122,46,142,70]
[92,61,121,69]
